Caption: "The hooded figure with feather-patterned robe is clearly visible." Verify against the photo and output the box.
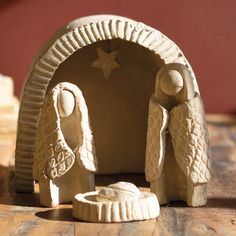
[33,82,97,207]
[145,63,210,207]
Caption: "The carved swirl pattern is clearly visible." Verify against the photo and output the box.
[34,83,97,181]
[35,94,75,180]
[45,141,75,179]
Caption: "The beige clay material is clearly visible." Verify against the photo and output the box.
[57,90,75,117]
[145,63,210,207]
[96,181,140,202]
[15,14,199,192]
[91,48,120,79]
[33,82,97,207]
[73,182,160,222]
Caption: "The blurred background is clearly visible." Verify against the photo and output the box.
[0,0,235,113]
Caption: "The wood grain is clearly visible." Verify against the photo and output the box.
[0,114,236,235]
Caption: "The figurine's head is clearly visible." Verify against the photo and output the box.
[155,63,195,106]
[57,90,75,117]
[159,70,184,96]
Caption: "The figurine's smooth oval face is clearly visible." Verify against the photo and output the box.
[57,90,75,117]
[160,69,184,96]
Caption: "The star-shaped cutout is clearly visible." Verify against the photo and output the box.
[91,48,120,79]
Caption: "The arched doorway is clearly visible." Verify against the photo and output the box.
[49,39,164,174]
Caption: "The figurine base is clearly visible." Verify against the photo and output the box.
[39,163,95,207]
[150,137,208,207]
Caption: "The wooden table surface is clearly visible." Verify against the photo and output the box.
[0,114,236,236]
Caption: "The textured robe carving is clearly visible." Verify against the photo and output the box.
[33,82,97,207]
[169,96,210,184]
[145,63,210,206]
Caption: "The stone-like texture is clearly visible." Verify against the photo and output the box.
[15,15,198,192]
[73,182,160,222]
[0,115,235,235]
[145,63,210,206]
[34,82,97,207]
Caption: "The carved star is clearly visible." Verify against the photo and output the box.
[92,48,120,79]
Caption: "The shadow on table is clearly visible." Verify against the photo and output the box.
[207,197,236,209]
[35,208,75,222]
[0,165,41,207]
[0,191,41,207]
[35,208,124,223]
[0,166,149,208]
[95,174,149,188]
[161,197,236,209]
[35,208,159,229]
[1,165,236,211]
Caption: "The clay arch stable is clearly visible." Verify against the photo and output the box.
[15,15,199,192]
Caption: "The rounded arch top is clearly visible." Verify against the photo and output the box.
[27,14,199,94]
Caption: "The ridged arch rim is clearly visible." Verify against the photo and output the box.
[15,15,199,192]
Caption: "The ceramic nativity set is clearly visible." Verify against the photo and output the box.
[14,15,210,222]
